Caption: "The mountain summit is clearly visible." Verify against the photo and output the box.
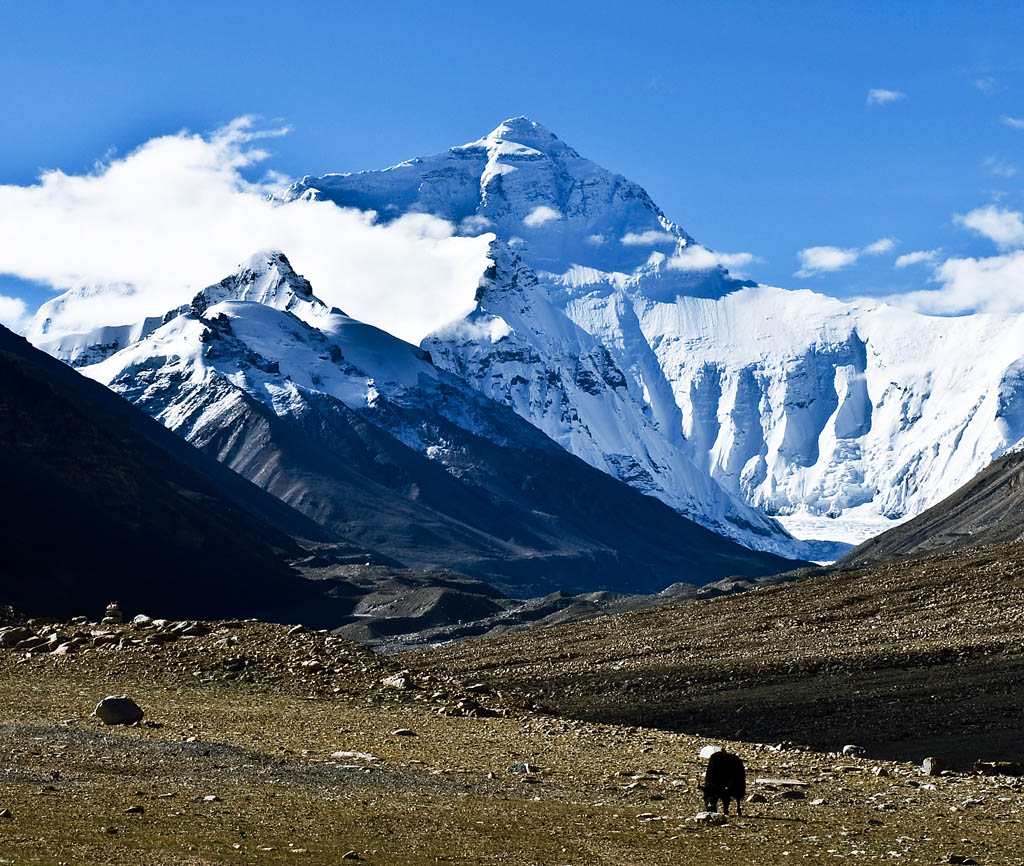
[292,120,1024,554]
[289,116,745,297]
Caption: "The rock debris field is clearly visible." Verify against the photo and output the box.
[0,542,1023,865]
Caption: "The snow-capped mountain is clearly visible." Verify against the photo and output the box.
[66,251,795,594]
[288,118,806,556]
[290,117,1024,551]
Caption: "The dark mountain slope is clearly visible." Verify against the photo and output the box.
[0,325,357,622]
[67,253,800,597]
[842,449,1024,566]
[177,365,795,597]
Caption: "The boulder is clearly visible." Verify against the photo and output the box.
[0,627,33,648]
[973,759,1024,776]
[922,757,948,776]
[93,695,144,725]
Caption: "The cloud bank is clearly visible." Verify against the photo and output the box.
[0,118,493,345]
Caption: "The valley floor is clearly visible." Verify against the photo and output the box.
[0,616,1022,865]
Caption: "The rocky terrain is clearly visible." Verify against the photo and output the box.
[1,571,1022,865]
[412,541,1024,771]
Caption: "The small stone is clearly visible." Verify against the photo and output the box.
[341,852,360,861]
[202,795,221,802]
[93,695,144,725]
[699,745,723,759]
[391,728,416,737]
[842,745,865,757]
[331,751,379,762]
[810,798,825,805]
[381,673,411,690]
[102,826,118,834]
[132,614,153,627]
[780,789,806,800]
[871,766,889,777]
[0,809,11,819]
[947,856,978,865]
[922,757,948,776]
[745,793,767,803]
[123,805,144,814]
[693,811,728,825]
[287,625,306,636]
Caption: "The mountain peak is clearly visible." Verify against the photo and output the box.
[486,116,556,141]
[192,250,337,320]
[473,116,577,159]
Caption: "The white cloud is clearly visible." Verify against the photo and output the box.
[0,118,493,345]
[973,75,999,94]
[891,251,1024,315]
[0,295,27,333]
[1001,115,1024,129]
[795,245,859,277]
[863,237,897,255]
[955,205,1024,249]
[894,249,940,268]
[458,214,493,235]
[867,88,907,107]
[523,205,560,227]
[666,244,757,276]
[585,233,605,246]
[982,156,1018,178]
[621,229,677,246]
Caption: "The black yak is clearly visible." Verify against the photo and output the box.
[700,750,746,815]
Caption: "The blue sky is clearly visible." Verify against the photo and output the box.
[2,0,1024,324]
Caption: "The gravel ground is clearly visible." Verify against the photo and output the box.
[0,600,1022,865]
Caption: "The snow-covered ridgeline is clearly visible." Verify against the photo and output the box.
[292,117,1024,552]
